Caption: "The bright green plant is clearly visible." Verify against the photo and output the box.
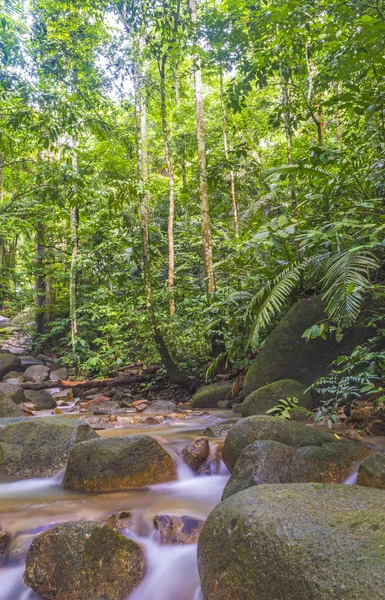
[266,396,299,420]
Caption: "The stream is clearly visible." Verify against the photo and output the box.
[0,411,234,600]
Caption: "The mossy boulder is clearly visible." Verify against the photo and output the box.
[0,394,24,417]
[198,483,385,600]
[63,435,177,491]
[24,521,145,600]
[243,296,372,398]
[24,389,57,410]
[0,382,26,404]
[222,440,310,500]
[0,353,21,379]
[191,381,232,409]
[223,437,371,499]
[290,405,313,422]
[241,379,312,417]
[0,417,98,477]
[222,415,333,471]
[297,440,371,483]
[357,453,385,489]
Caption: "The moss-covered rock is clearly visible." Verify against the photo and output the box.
[0,382,26,404]
[241,379,312,417]
[0,394,24,417]
[290,405,313,422]
[0,417,98,477]
[24,521,145,600]
[223,437,370,499]
[297,440,371,483]
[222,440,310,499]
[191,382,232,409]
[198,483,385,600]
[357,453,385,489]
[243,296,372,398]
[0,353,21,379]
[222,415,333,471]
[63,435,177,491]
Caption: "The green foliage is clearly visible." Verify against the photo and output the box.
[266,396,299,420]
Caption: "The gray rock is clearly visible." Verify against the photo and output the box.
[0,353,21,379]
[144,400,177,414]
[0,382,26,404]
[63,435,177,491]
[50,368,68,381]
[23,365,49,383]
[24,521,145,600]
[20,356,44,368]
[0,394,24,417]
[88,400,119,413]
[0,417,98,477]
[24,389,57,410]
[191,382,232,409]
[202,421,235,438]
[198,483,385,600]
[357,453,385,489]
[223,415,333,471]
[154,514,204,545]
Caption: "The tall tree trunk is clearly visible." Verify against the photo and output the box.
[220,71,239,237]
[70,145,79,354]
[35,223,45,335]
[160,57,176,317]
[135,56,190,388]
[189,0,215,297]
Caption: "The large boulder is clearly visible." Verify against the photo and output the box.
[222,440,310,500]
[0,394,24,417]
[242,379,312,417]
[24,521,145,600]
[0,382,26,404]
[357,453,385,489]
[297,440,371,483]
[222,438,371,499]
[22,364,49,383]
[191,382,232,409]
[24,389,57,410]
[222,415,333,471]
[243,296,372,397]
[63,435,177,491]
[0,353,21,379]
[0,417,98,477]
[198,483,385,600]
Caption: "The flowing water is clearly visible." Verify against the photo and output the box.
[0,411,234,600]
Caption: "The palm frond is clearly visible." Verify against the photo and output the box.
[322,248,379,324]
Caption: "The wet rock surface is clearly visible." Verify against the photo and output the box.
[357,452,385,489]
[198,483,385,600]
[63,435,177,491]
[154,514,204,545]
[24,521,145,600]
[0,417,97,477]
[182,437,210,472]
[0,528,10,558]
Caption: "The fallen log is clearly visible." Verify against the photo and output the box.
[20,372,160,391]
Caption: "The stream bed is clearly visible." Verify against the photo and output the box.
[0,411,234,600]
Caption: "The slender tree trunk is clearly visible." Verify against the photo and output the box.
[35,223,45,335]
[0,152,3,203]
[220,71,239,237]
[160,57,176,317]
[70,144,79,354]
[45,275,54,326]
[189,0,215,296]
[135,55,190,388]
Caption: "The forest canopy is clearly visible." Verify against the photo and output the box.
[1,0,384,405]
